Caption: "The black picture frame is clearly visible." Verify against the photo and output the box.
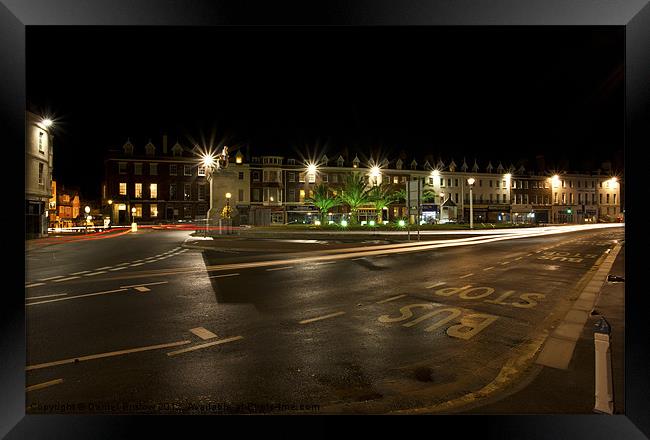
[4,0,649,437]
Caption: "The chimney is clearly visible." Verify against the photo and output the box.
[163,134,168,154]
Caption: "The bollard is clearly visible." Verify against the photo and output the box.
[131,222,137,232]
[593,317,613,414]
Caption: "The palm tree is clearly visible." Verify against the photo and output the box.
[306,183,340,224]
[368,183,400,223]
[338,172,372,224]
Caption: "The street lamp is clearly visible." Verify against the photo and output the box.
[41,118,53,128]
[369,165,381,186]
[467,178,475,229]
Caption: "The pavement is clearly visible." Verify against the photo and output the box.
[23,224,625,414]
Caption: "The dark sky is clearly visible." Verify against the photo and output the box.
[27,26,623,199]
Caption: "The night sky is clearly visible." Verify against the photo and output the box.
[27,26,623,200]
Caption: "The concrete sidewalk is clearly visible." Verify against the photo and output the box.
[465,244,625,414]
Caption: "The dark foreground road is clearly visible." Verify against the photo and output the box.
[24,225,624,414]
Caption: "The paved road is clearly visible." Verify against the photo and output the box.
[24,225,624,414]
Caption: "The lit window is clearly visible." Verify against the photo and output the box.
[135,183,142,198]
[299,189,306,202]
[299,173,305,183]
[393,176,399,184]
[308,172,315,183]
[134,204,142,217]
[119,182,127,195]
[198,166,206,176]
[150,183,157,199]
[150,204,158,217]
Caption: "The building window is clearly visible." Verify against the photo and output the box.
[184,183,191,200]
[288,172,295,183]
[134,163,143,175]
[454,179,458,187]
[299,189,306,202]
[150,183,157,199]
[38,162,44,185]
[322,173,328,183]
[134,204,142,217]
[184,165,192,176]
[333,174,339,183]
[489,180,493,188]
[447,178,452,187]
[198,165,206,176]
[569,193,574,204]
[599,193,603,204]
[238,172,244,180]
[512,180,517,189]
[170,164,177,176]
[253,171,260,182]
[554,192,558,203]
[606,194,610,204]
[613,194,617,205]
[184,205,192,218]
[170,183,177,200]
[562,180,566,188]
[288,189,295,201]
[577,181,581,188]
[490,194,494,202]
[197,183,206,201]
[150,204,158,217]
[119,162,127,174]
[308,172,316,183]
[135,183,143,198]
[119,182,127,195]
[38,132,44,153]
[252,188,261,202]
[150,163,158,175]
[238,189,244,201]
[562,193,566,204]
[440,178,444,187]
[479,180,482,187]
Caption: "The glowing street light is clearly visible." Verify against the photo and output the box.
[467,178,475,229]
[202,153,216,169]
[398,219,406,227]
[41,118,53,128]
[307,163,318,175]
[341,219,348,227]
[84,205,90,214]
[107,199,113,205]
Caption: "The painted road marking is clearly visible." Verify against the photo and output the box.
[120,281,169,289]
[134,286,150,292]
[514,257,523,261]
[26,378,64,392]
[499,261,510,265]
[527,253,533,257]
[315,261,336,266]
[116,262,130,266]
[166,336,244,357]
[38,275,65,281]
[26,288,129,306]
[376,294,408,304]
[189,327,218,340]
[459,273,474,279]
[84,271,107,276]
[426,282,446,289]
[26,293,68,301]
[266,266,293,271]
[52,276,80,282]
[374,254,389,258]
[70,270,91,275]
[299,311,346,324]
[109,267,127,271]
[208,273,240,279]
[96,266,113,270]
[130,263,144,267]
[133,259,144,262]
[25,283,46,288]
[26,340,192,371]
[351,257,366,261]
[483,266,495,271]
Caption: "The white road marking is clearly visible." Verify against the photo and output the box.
[351,257,366,261]
[109,267,127,271]
[38,275,64,281]
[208,273,240,279]
[52,276,80,282]
[25,283,46,288]
[132,259,144,262]
[189,327,218,340]
[514,257,523,261]
[483,266,495,271]
[315,261,336,266]
[26,288,129,306]
[527,254,533,257]
[299,311,346,324]
[84,271,107,276]
[130,263,144,267]
[166,336,243,356]
[459,273,474,279]
[26,293,68,301]
[134,286,150,292]
[26,340,192,371]
[499,261,510,265]
[116,262,130,267]
[120,281,169,289]
[96,266,113,270]
[376,294,407,304]
[70,270,91,275]
[26,378,64,392]
[426,282,446,289]
[266,266,293,271]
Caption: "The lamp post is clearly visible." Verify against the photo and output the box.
[131,207,137,232]
[225,192,232,235]
[467,178,475,229]
[84,206,90,233]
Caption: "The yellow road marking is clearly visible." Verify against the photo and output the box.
[189,327,218,340]
[26,293,68,301]
[52,276,80,282]
[376,294,407,304]
[26,340,192,371]
[120,281,169,289]
[26,378,64,392]
[299,311,346,324]
[26,288,129,306]
[166,336,243,356]
[209,273,240,279]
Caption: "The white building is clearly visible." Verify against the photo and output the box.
[25,111,54,238]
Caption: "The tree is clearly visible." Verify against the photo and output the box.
[368,183,400,223]
[306,183,340,224]
[338,172,372,224]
